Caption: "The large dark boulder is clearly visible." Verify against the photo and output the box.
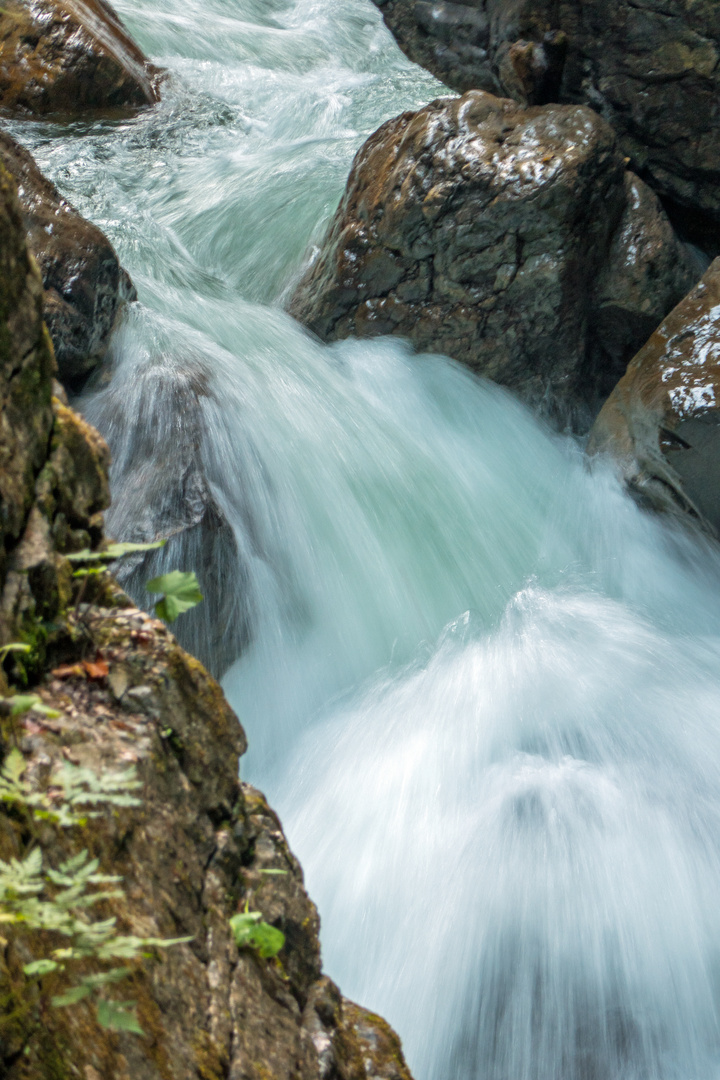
[0,0,163,117]
[0,131,134,389]
[373,0,720,235]
[589,258,720,538]
[290,91,697,426]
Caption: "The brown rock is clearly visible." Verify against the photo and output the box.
[588,258,720,537]
[0,0,163,117]
[373,0,720,235]
[290,91,697,426]
[0,131,135,388]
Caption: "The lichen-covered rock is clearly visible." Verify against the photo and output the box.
[0,131,135,389]
[0,0,163,117]
[588,258,720,538]
[373,0,720,233]
[290,91,697,425]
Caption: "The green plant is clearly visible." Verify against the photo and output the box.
[229,905,285,959]
[0,738,190,1035]
[145,571,203,624]
[67,542,203,625]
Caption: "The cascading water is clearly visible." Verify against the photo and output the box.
[9,0,720,1077]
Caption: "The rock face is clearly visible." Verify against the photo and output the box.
[0,159,108,661]
[0,598,414,1080]
[0,0,163,117]
[0,131,135,389]
[589,258,720,538]
[290,91,697,425]
[0,150,412,1080]
[373,0,720,232]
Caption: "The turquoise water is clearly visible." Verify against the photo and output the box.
[8,2,720,1076]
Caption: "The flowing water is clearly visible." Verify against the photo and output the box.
[8,2,720,1077]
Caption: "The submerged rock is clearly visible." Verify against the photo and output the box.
[0,0,163,117]
[373,0,720,236]
[589,259,720,538]
[0,131,135,389]
[0,130,414,1080]
[290,91,697,426]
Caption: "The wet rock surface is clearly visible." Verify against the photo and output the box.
[0,130,135,389]
[290,91,697,426]
[0,0,163,117]
[91,357,252,680]
[373,0,720,235]
[589,258,720,537]
[0,130,413,1080]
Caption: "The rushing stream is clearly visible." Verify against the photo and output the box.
[8,1,720,1077]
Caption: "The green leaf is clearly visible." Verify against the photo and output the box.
[259,869,288,876]
[31,703,61,719]
[0,643,31,662]
[229,912,284,957]
[97,999,144,1035]
[6,694,41,716]
[2,748,26,783]
[23,959,59,976]
[52,984,93,1007]
[248,922,285,959]
[67,540,166,564]
[146,571,203,623]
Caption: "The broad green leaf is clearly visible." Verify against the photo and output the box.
[229,911,262,942]
[23,959,59,976]
[2,748,26,783]
[52,984,93,1007]
[146,571,203,623]
[97,999,144,1035]
[248,922,285,959]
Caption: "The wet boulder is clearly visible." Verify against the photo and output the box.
[0,0,163,117]
[588,259,720,538]
[373,0,720,236]
[0,131,135,389]
[290,91,697,426]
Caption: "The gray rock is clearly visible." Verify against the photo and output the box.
[290,91,697,427]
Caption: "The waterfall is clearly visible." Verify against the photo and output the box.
[10,0,720,1076]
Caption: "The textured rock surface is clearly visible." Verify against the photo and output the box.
[0,601,413,1080]
[589,258,720,538]
[0,131,135,388]
[291,91,697,425]
[0,0,163,117]
[0,135,413,1080]
[373,0,720,231]
[94,358,251,679]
